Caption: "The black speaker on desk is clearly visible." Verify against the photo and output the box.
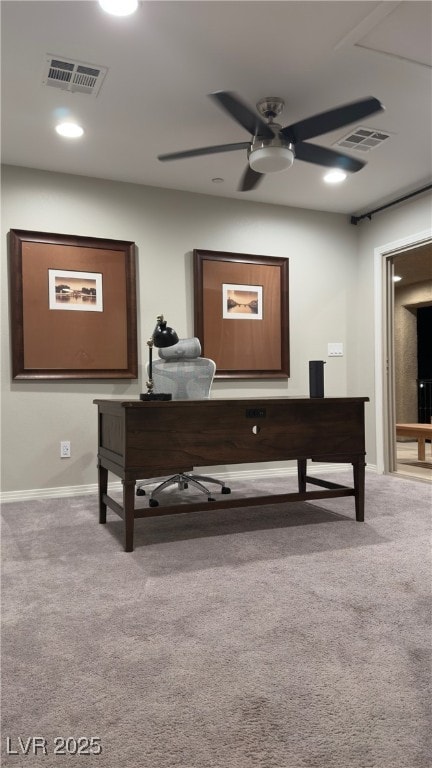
[309,360,325,398]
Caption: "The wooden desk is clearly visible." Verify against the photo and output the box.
[396,423,432,461]
[94,397,369,551]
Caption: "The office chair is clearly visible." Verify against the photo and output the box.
[136,338,231,507]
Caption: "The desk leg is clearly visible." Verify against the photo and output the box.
[98,463,107,524]
[123,480,136,553]
[353,458,365,522]
[418,437,426,462]
[297,459,307,493]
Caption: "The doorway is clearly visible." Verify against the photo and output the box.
[374,231,431,477]
[392,246,432,479]
[385,243,432,481]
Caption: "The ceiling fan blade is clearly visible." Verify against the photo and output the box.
[210,91,275,139]
[295,142,366,172]
[239,166,264,192]
[281,97,384,143]
[158,141,250,162]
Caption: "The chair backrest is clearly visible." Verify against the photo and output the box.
[150,357,216,400]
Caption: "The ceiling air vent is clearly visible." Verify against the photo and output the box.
[334,126,391,153]
[42,55,108,96]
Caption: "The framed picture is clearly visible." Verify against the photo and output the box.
[8,229,138,380]
[193,249,289,379]
[48,269,104,312]
[222,283,263,320]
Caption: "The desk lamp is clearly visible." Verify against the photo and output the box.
[140,315,179,401]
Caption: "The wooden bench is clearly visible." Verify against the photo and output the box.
[396,423,432,461]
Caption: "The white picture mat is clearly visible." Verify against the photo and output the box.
[222,283,263,320]
[48,269,103,312]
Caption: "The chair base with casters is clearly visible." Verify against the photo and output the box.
[136,473,231,507]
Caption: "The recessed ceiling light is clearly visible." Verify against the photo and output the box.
[324,169,347,184]
[55,122,84,138]
[393,275,402,282]
[98,0,138,16]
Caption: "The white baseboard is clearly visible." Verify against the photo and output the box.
[0,463,377,504]
[0,482,122,503]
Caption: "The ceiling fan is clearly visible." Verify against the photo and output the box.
[158,91,385,191]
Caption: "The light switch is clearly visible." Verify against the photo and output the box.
[328,342,343,357]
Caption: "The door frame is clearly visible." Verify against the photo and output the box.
[374,228,432,474]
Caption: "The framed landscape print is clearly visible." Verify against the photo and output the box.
[8,229,138,379]
[193,249,289,379]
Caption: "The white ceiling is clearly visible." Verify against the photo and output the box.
[1,0,431,216]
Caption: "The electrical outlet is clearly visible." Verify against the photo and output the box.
[60,440,71,458]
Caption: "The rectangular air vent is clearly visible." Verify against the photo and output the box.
[42,55,107,96]
[334,126,391,153]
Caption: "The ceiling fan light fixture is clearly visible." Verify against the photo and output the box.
[249,145,294,174]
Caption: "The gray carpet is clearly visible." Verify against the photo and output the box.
[1,471,431,768]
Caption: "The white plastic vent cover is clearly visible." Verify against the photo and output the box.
[42,55,107,96]
[334,126,391,153]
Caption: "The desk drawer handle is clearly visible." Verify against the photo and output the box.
[252,425,261,435]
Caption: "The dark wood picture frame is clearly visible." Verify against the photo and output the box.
[194,249,289,379]
[8,229,138,380]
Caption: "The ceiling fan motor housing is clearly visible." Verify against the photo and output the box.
[256,96,285,120]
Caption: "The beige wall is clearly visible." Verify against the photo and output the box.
[1,165,431,495]
[1,165,358,495]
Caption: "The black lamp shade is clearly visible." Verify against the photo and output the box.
[153,318,179,348]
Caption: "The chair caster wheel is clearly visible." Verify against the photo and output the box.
[221,486,231,494]
[149,499,159,507]
[207,497,215,502]
[136,488,146,496]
